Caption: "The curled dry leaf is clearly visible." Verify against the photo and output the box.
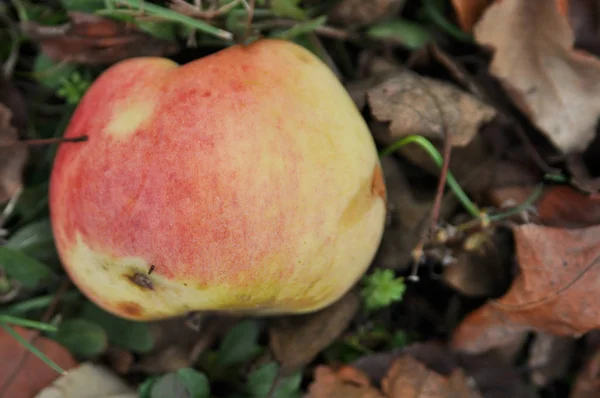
[305,365,385,398]
[450,0,491,32]
[474,0,600,154]
[0,326,78,397]
[269,289,359,374]
[452,223,600,354]
[0,79,28,205]
[22,12,179,65]
[366,69,497,147]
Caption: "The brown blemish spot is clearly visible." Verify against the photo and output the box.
[371,164,387,204]
[127,272,154,290]
[118,301,143,317]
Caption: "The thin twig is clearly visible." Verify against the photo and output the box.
[0,135,89,147]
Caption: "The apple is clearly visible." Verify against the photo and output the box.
[49,39,387,321]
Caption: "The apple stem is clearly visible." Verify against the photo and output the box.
[17,135,88,146]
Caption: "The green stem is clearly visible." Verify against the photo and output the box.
[379,135,481,219]
[103,0,234,41]
[0,315,58,333]
[488,184,544,222]
[1,291,80,315]
[0,323,66,375]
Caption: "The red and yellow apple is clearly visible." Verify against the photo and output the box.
[49,39,387,321]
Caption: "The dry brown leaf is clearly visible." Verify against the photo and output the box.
[473,0,600,154]
[0,79,28,205]
[0,326,78,397]
[536,186,600,228]
[452,223,600,354]
[270,289,359,374]
[23,12,178,64]
[381,355,482,398]
[450,0,491,32]
[305,365,385,398]
[367,69,497,147]
[329,0,406,27]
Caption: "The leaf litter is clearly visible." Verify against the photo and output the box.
[8,0,600,396]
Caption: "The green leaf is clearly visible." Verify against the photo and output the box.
[136,20,177,41]
[0,247,57,289]
[271,16,327,40]
[60,0,105,12]
[5,219,57,262]
[150,373,191,398]
[217,319,262,367]
[246,362,302,398]
[138,376,160,398]
[360,269,406,311]
[81,302,154,353]
[177,368,210,398]
[271,0,307,20]
[366,19,435,49]
[55,318,108,358]
[33,53,76,90]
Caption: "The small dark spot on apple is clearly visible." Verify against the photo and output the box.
[118,302,143,317]
[183,283,188,286]
[148,265,155,275]
[202,91,212,98]
[127,272,154,290]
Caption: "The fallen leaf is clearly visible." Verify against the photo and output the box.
[0,326,78,397]
[570,344,600,398]
[527,333,574,387]
[473,0,600,154]
[381,355,482,398]
[536,186,600,228]
[450,0,491,32]
[367,69,497,147]
[452,223,600,354]
[305,365,385,398]
[329,0,406,27]
[22,12,178,65]
[34,362,136,398]
[0,80,28,205]
[269,289,359,374]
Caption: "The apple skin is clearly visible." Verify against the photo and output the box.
[49,39,387,321]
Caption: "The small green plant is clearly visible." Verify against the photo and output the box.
[360,269,406,312]
[56,71,91,105]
